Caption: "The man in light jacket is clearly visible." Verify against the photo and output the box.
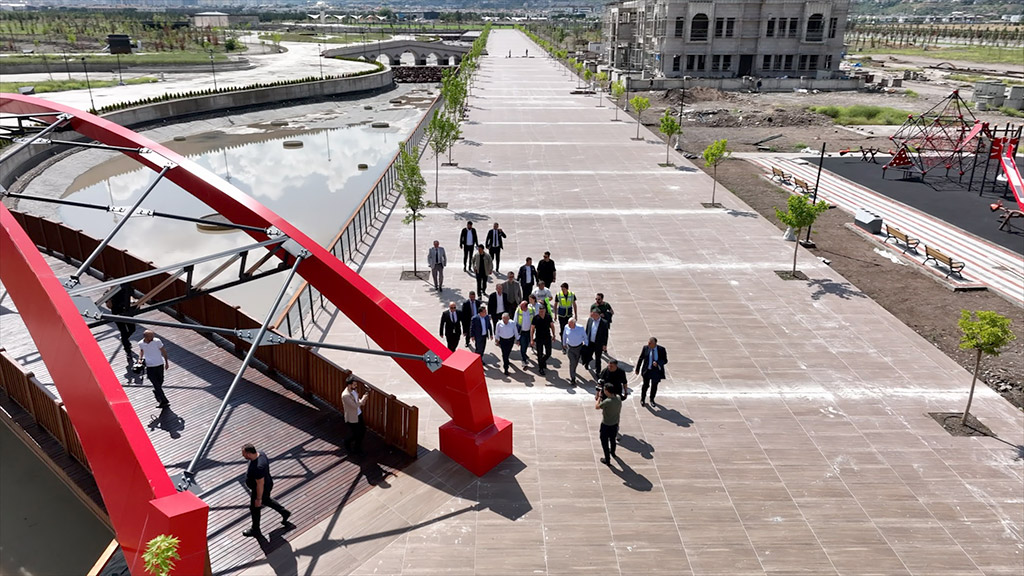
[342,379,368,455]
[427,240,447,292]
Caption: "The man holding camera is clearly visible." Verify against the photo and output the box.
[595,382,622,466]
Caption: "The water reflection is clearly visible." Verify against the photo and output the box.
[63,118,416,315]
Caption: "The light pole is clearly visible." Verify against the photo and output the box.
[115,52,124,85]
[317,42,324,78]
[801,142,828,248]
[41,54,53,81]
[81,57,96,113]
[208,50,217,90]
[62,50,72,80]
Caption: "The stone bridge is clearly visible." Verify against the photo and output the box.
[323,40,471,66]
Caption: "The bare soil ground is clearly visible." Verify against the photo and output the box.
[704,158,1024,410]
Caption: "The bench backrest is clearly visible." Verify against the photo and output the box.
[885,224,908,240]
[925,245,951,264]
[772,167,784,177]
[794,178,809,189]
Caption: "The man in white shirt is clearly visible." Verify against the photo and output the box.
[342,379,368,454]
[458,221,477,272]
[531,281,553,312]
[138,330,170,409]
[494,313,518,375]
[427,240,447,292]
[561,318,589,386]
[514,301,535,369]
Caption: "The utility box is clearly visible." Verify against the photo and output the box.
[855,208,883,235]
[108,34,133,55]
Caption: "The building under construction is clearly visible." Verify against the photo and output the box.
[605,0,850,79]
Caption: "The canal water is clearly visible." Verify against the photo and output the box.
[59,112,422,317]
[0,422,113,575]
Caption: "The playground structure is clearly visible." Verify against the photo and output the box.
[884,90,1023,231]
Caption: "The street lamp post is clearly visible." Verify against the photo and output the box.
[62,51,72,80]
[115,52,124,85]
[81,57,96,113]
[317,42,324,78]
[208,50,217,90]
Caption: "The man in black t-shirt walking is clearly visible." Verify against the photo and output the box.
[242,443,291,538]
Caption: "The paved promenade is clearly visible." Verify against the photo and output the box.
[243,30,1023,576]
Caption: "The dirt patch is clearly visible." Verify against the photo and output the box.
[929,412,996,438]
[706,158,1024,410]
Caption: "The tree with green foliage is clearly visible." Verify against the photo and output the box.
[426,109,458,203]
[775,195,829,275]
[957,310,1015,424]
[583,68,593,90]
[659,109,681,165]
[574,61,584,88]
[595,71,608,91]
[143,534,180,576]
[397,144,427,274]
[629,95,650,139]
[702,139,731,204]
[611,81,626,120]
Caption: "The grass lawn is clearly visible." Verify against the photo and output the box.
[1,52,231,66]
[809,104,911,126]
[1,76,158,93]
[258,32,391,45]
[851,45,1024,66]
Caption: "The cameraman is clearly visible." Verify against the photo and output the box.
[594,382,621,466]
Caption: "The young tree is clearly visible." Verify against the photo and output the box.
[775,195,829,276]
[629,95,650,139]
[397,144,427,274]
[659,109,681,165]
[574,61,584,88]
[426,109,457,202]
[611,80,626,121]
[583,68,593,90]
[957,310,1015,425]
[702,139,731,204]
[143,534,180,576]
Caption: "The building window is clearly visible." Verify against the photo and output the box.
[672,55,681,72]
[809,55,819,69]
[798,55,808,71]
[686,54,706,71]
[824,55,832,69]
[766,18,776,38]
[806,14,824,42]
[675,18,685,37]
[711,55,732,71]
[784,55,794,70]
[762,54,772,69]
[788,18,798,38]
[828,17,838,39]
[690,14,709,41]
[714,18,733,38]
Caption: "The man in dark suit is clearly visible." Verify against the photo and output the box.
[583,310,610,375]
[487,283,513,330]
[458,221,477,272]
[460,292,481,348]
[485,222,507,272]
[635,337,668,408]
[439,301,462,352]
[517,257,537,301]
[470,306,492,356]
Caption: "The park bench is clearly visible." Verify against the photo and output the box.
[923,245,966,279]
[883,224,920,254]
[793,177,817,195]
[770,166,792,184]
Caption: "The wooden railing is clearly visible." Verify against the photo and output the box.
[7,210,419,457]
[271,91,447,340]
[0,348,92,469]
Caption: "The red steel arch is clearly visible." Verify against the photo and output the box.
[0,94,511,574]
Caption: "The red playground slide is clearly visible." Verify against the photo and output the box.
[999,144,1024,209]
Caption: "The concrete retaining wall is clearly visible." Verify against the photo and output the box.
[622,75,864,93]
[1,69,394,191]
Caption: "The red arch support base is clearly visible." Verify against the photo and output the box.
[0,94,511,573]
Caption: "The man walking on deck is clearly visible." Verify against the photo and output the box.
[242,443,291,538]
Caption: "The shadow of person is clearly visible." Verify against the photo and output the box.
[257,528,299,575]
[610,455,653,491]
[651,405,694,428]
[361,459,394,488]
[148,406,186,439]
[617,434,654,460]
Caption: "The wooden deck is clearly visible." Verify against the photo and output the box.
[0,254,415,575]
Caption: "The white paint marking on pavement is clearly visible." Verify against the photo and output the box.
[361,260,819,272]
[424,170,697,175]
[422,208,733,216]
[471,122,626,125]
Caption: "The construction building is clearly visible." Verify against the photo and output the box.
[606,0,850,79]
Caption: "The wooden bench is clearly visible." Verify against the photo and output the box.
[923,245,966,279]
[883,224,920,253]
[770,166,792,184]
[793,177,817,195]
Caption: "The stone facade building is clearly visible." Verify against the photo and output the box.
[606,0,850,79]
